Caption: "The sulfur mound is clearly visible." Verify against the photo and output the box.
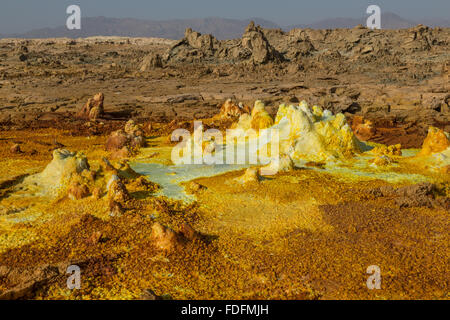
[371,144,402,157]
[272,101,364,162]
[233,100,273,131]
[413,127,450,172]
[250,100,274,130]
[417,126,450,157]
[22,149,90,197]
[222,100,366,166]
[370,155,394,167]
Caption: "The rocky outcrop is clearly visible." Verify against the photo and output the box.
[164,28,220,64]
[76,93,105,121]
[67,181,90,200]
[107,174,130,217]
[214,99,250,120]
[150,222,180,251]
[184,28,218,51]
[150,221,206,252]
[444,61,449,82]
[403,25,433,51]
[164,23,449,68]
[105,120,146,158]
[241,21,283,65]
[165,22,283,65]
[140,52,163,71]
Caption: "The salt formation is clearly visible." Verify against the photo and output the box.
[18,149,155,209]
[352,116,375,141]
[67,182,90,200]
[187,181,206,193]
[250,101,274,130]
[10,144,22,154]
[22,149,90,196]
[149,221,204,252]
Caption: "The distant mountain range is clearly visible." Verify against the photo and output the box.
[1,13,449,40]
[286,12,414,30]
[0,17,277,40]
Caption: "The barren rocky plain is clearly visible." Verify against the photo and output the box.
[0,22,449,300]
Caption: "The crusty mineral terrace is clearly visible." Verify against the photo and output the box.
[0,96,448,300]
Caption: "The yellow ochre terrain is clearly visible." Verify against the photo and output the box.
[0,100,448,300]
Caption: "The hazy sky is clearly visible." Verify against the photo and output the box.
[1,0,449,33]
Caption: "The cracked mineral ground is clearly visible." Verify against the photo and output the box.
[0,23,449,300]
